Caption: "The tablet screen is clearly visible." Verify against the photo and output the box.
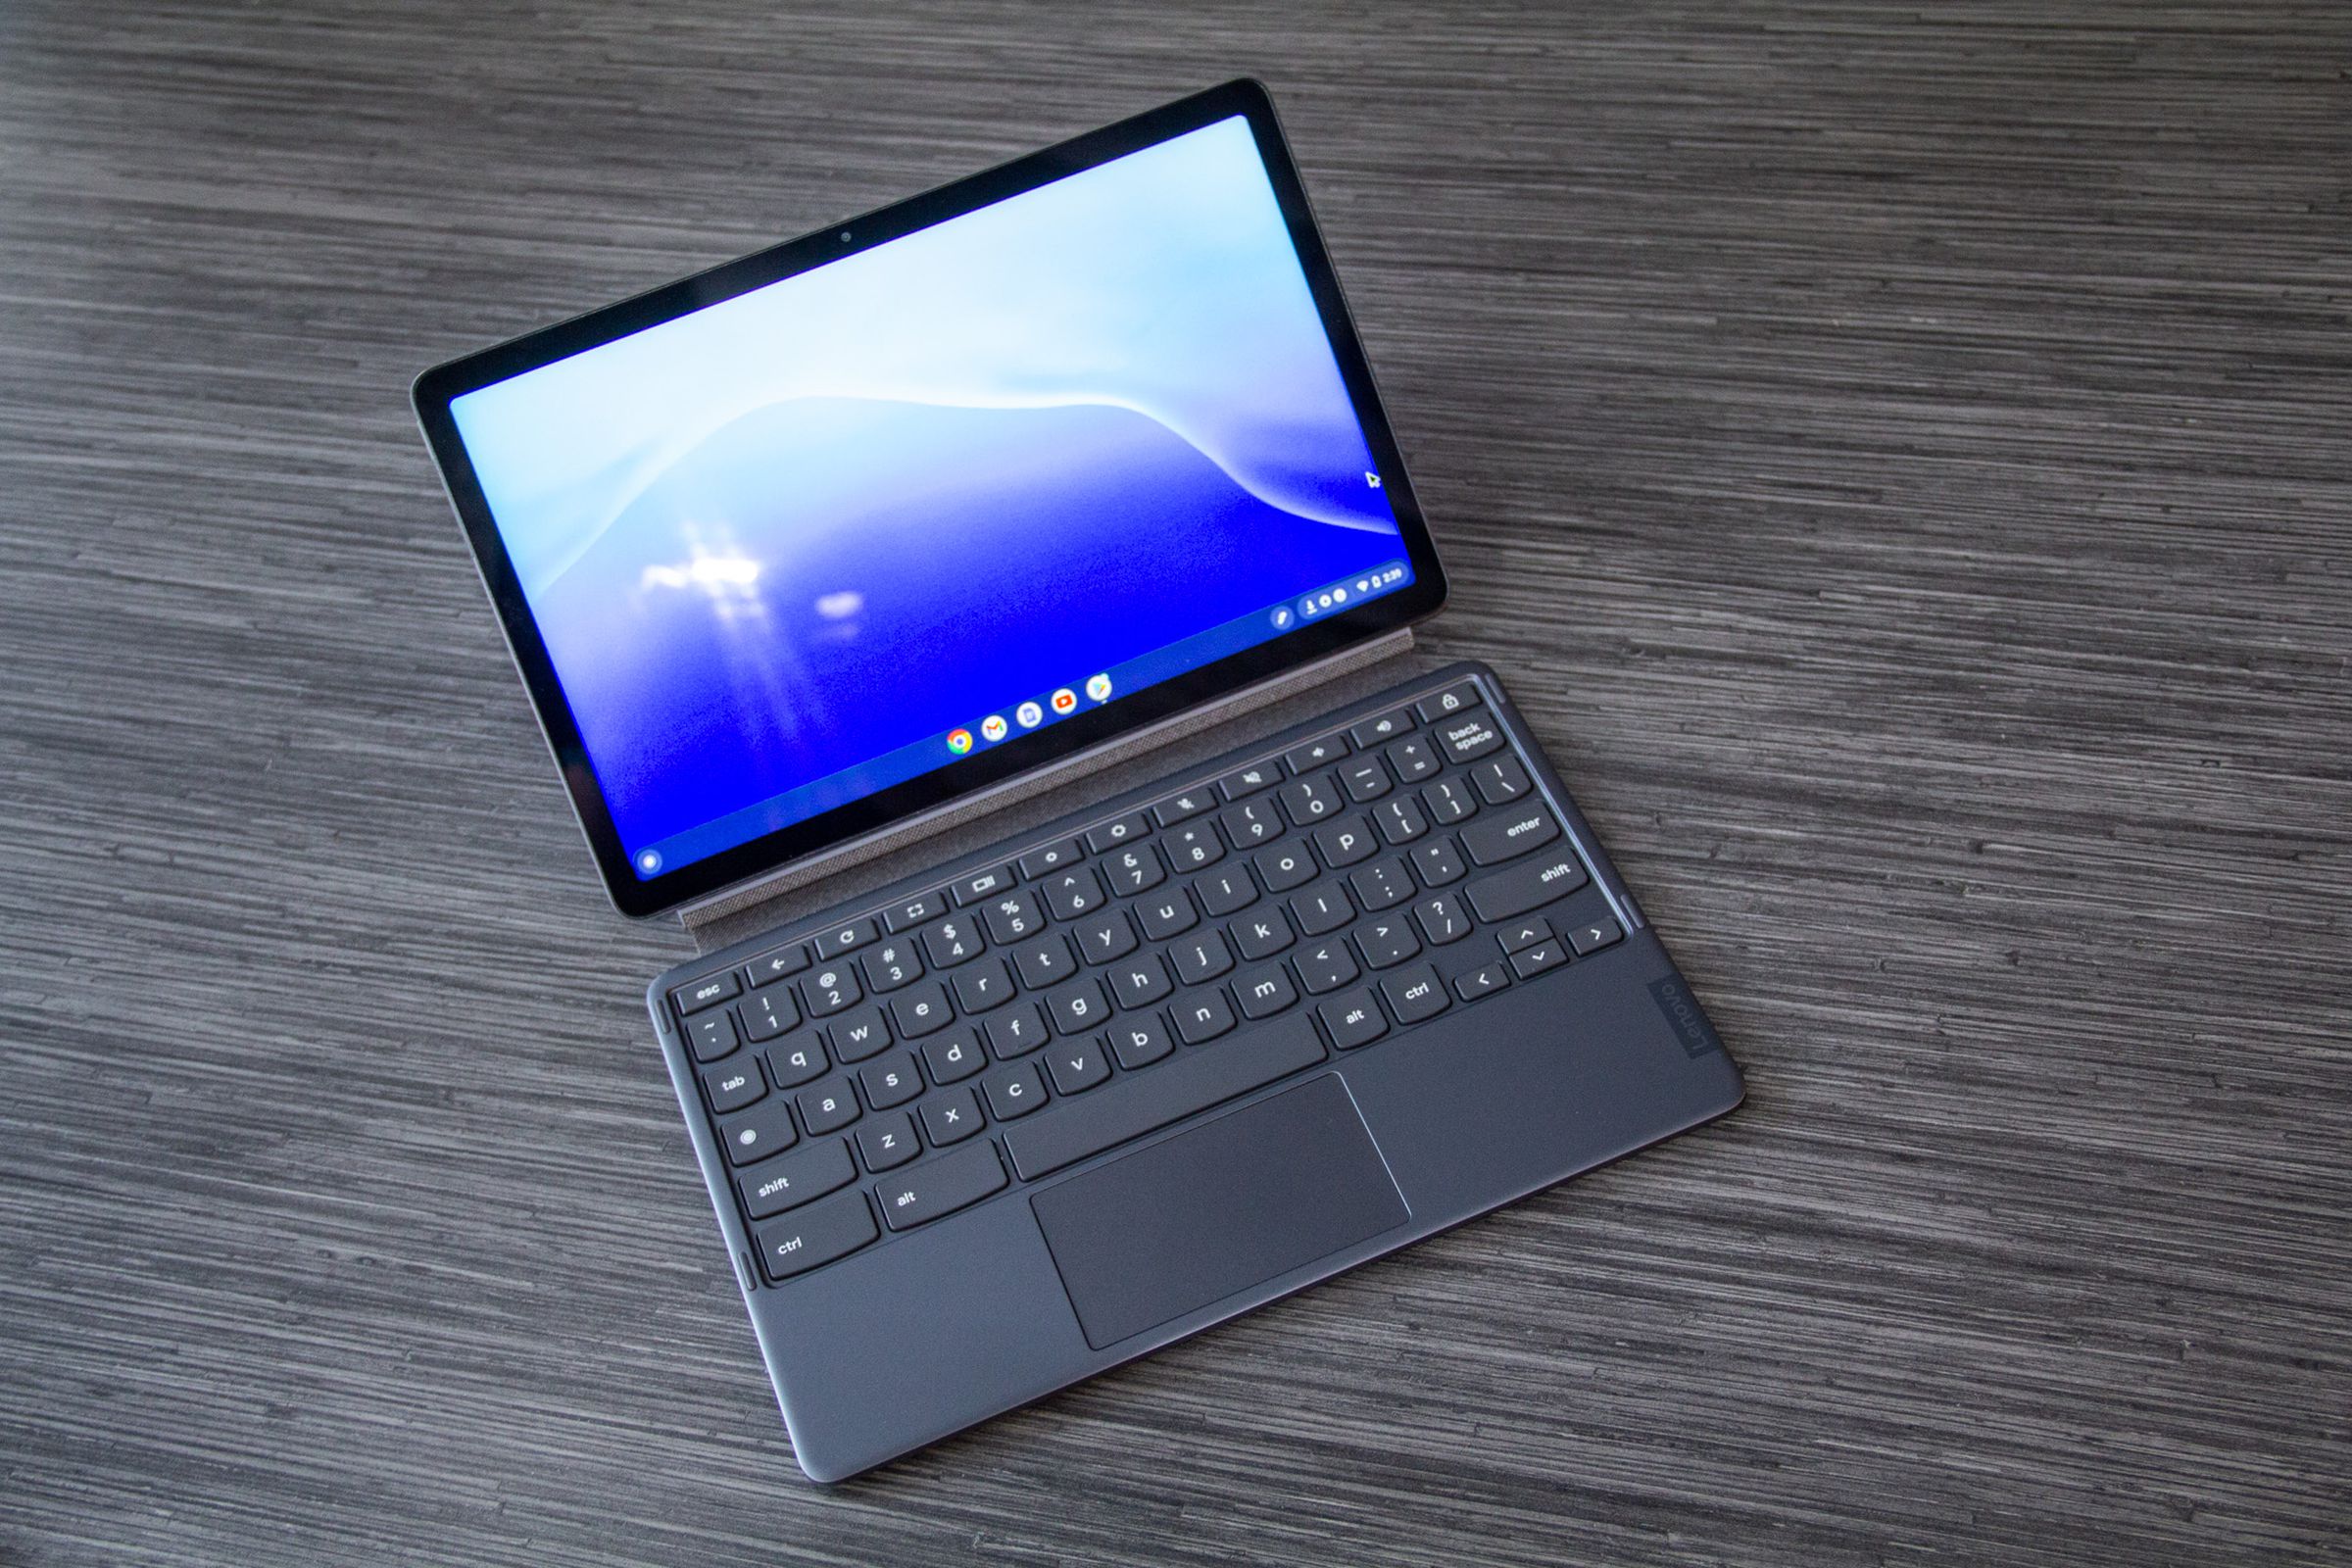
[422,87,1442,912]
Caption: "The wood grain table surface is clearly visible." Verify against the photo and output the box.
[3,3,2347,1563]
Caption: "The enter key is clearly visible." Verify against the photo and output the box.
[1460,805,1560,866]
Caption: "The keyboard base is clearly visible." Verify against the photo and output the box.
[744,922,1740,1483]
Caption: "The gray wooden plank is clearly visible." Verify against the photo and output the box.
[2,2,2347,1564]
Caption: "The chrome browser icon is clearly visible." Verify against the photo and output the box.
[946,728,973,755]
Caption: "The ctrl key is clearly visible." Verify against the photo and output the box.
[754,1190,877,1283]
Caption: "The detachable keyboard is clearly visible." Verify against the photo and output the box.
[656,664,1654,1290]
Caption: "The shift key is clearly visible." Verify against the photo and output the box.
[1464,850,1590,922]
[875,1141,1008,1231]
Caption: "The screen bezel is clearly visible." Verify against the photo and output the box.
[412,78,1448,919]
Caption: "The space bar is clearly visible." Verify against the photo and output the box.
[1003,1014,1328,1181]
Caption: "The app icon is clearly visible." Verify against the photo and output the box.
[1271,607,1294,629]
[1015,701,1043,728]
[947,728,973,755]
[1051,688,1077,714]
[981,714,1007,743]
[1086,673,1112,702]
[636,850,662,874]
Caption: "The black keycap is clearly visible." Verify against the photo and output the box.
[882,892,945,933]
[1462,806,1561,866]
[764,1037,829,1089]
[1295,939,1360,995]
[1046,976,1112,1035]
[875,1140,1008,1232]
[982,1059,1050,1119]
[1283,735,1349,773]
[918,912,987,969]
[1002,1013,1326,1181]
[800,964,863,1017]
[1339,757,1392,803]
[746,943,810,988]
[1313,815,1378,867]
[740,1138,856,1220]
[858,1052,923,1110]
[687,1010,741,1063]
[1152,788,1215,826]
[1567,915,1626,956]
[1217,760,1280,800]
[1318,989,1388,1051]
[672,972,740,1015]
[1196,865,1258,917]
[857,1112,922,1173]
[1101,844,1165,895]
[1411,835,1467,887]
[754,1188,875,1281]
[1348,709,1414,747]
[1219,797,1283,849]
[1011,932,1077,990]
[1046,1040,1113,1095]
[951,864,1016,905]
[1138,888,1200,942]
[1463,851,1590,922]
[1086,813,1151,853]
[920,1027,988,1084]
[1291,883,1354,937]
[1041,866,1107,920]
[1108,953,1174,1009]
[1497,916,1552,954]
[981,890,1047,945]
[1234,963,1299,1020]
[1471,755,1532,805]
[701,1057,766,1114]
[1421,777,1478,825]
[1107,1012,1175,1069]
[1254,839,1318,893]
[952,957,1016,1013]
[1382,964,1450,1024]
[918,1086,985,1146]
[1414,893,1472,946]
[1374,796,1428,845]
[1279,773,1343,827]
[715,1097,799,1166]
[811,918,877,960]
[1384,735,1440,783]
[1431,708,1506,763]
[1357,915,1422,969]
[1017,838,1084,879]
[1172,930,1235,986]
[1173,987,1237,1044]
[984,1004,1051,1059]
[824,1004,892,1063]
[1509,939,1568,979]
[1350,857,1415,911]
[887,982,955,1039]
[1233,907,1296,961]
[859,939,924,993]
[797,1076,861,1134]
[1454,963,1511,1003]
[1414,680,1482,723]
[1163,822,1224,872]
[737,987,800,1043]
[1071,907,1140,965]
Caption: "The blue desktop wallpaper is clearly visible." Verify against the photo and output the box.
[451,116,1405,870]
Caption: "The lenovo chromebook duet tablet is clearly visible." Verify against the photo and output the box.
[414,78,1742,1482]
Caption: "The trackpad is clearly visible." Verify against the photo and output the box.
[1030,1074,1408,1349]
